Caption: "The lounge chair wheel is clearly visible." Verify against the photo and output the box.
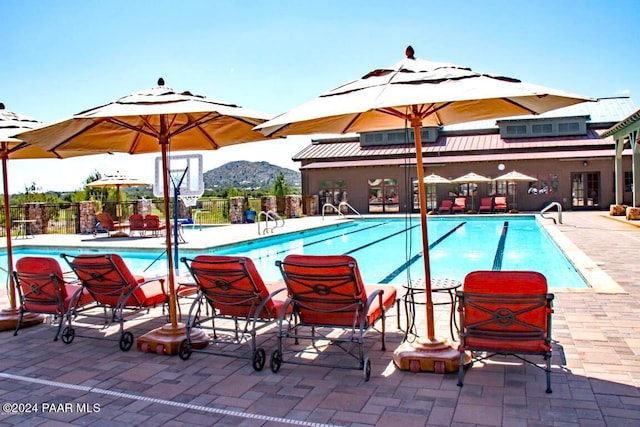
[252,348,266,371]
[434,360,445,374]
[156,344,165,355]
[178,339,192,360]
[119,331,134,351]
[61,326,75,344]
[409,360,421,373]
[363,357,371,381]
[270,350,282,373]
[140,342,150,353]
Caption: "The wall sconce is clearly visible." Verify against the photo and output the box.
[583,161,588,167]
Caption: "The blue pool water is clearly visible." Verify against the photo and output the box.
[2,216,587,289]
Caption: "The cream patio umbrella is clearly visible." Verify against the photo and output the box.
[451,172,493,213]
[86,173,151,235]
[15,79,273,355]
[414,173,451,214]
[0,103,66,331]
[257,46,592,373]
[493,170,538,213]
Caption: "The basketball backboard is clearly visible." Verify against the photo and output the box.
[153,154,204,197]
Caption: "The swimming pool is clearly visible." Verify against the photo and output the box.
[2,216,587,289]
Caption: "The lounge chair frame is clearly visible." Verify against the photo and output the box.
[456,271,555,393]
[272,255,396,381]
[179,256,286,371]
[60,253,167,351]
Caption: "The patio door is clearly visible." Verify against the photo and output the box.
[572,172,600,209]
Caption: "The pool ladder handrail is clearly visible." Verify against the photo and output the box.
[540,201,562,224]
[322,202,362,220]
[258,210,284,235]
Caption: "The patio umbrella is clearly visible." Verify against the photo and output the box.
[0,103,63,331]
[451,172,492,213]
[15,79,273,354]
[86,173,151,236]
[493,170,538,213]
[256,46,592,373]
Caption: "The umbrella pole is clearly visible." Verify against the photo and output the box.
[0,145,44,331]
[392,113,467,373]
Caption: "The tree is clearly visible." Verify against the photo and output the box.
[272,172,290,197]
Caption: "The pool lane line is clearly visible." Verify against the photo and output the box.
[492,221,509,270]
[379,222,467,284]
[344,223,422,256]
[244,221,389,261]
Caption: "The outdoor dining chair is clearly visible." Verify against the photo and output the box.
[179,255,288,371]
[272,254,397,381]
[457,270,555,393]
[60,253,168,351]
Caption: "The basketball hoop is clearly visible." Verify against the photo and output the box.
[178,194,201,207]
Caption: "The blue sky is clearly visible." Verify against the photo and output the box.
[1,0,639,193]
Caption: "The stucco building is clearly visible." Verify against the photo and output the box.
[292,97,637,215]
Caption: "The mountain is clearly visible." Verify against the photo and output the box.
[203,161,301,190]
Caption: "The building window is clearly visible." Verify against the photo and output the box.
[506,125,527,135]
[625,171,633,192]
[368,178,399,213]
[319,180,347,208]
[558,122,580,133]
[527,174,559,195]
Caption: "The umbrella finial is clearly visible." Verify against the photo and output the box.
[405,45,415,59]
[0,103,5,110]
[157,77,165,86]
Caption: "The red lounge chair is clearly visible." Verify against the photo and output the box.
[144,214,165,237]
[494,196,508,213]
[179,255,288,371]
[478,197,493,214]
[95,212,129,237]
[457,270,555,393]
[13,256,93,341]
[272,254,397,381]
[438,199,453,214]
[60,253,167,351]
[452,197,466,213]
[128,214,145,237]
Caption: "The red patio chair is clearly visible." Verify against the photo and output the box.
[272,254,397,381]
[13,256,94,341]
[438,199,453,214]
[94,212,129,237]
[60,253,167,351]
[128,214,145,237]
[457,270,555,393]
[478,197,493,214]
[494,196,508,213]
[179,255,288,371]
[143,214,165,237]
[452,197,467,213]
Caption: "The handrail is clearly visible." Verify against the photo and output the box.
[322,203,343,220]
[540,202,562,224]
[258,210,284,235]
[338,202,362,217]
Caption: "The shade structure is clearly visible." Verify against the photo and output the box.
[416,173,451,184]
[0,103,62,331]
[493,170,538,212]
[87,174,151,233]
[15,79,274,354]
[256,46,592,373]
[452,172,492,213]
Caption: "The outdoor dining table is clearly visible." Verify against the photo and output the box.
[12,219,36,239]
[401,277,462,341]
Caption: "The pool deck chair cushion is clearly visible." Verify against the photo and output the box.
[272,254,397,381]
[457,270,555,393]
[478,197,493,214]
[494,196,508,213]
[60,253,167,351]
[179,255,288,371]
[13,256,93,341]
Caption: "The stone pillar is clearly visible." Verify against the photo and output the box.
[609,204,626,216]
[285,195,302,218]
[79,201,98,234]
[25,203,46,234]
[303,195,318,216]
[626,206,640,220]
[229,197,246,224]
[136,199,153,217]
[261,196,277,214]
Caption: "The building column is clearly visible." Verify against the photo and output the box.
[632,130,640,207]
[615,137,625,205]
